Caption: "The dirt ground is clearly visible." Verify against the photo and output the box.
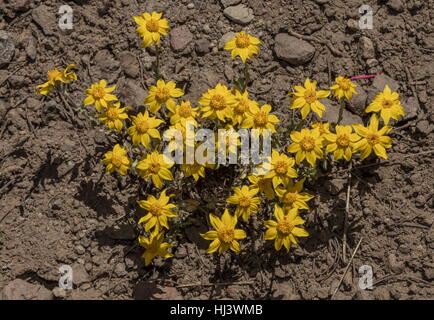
[0,0,433,300]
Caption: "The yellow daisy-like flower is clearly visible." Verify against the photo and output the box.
[200,209,247,255]
[167,100,198,127]
[101,144,131,175]
[36,64,77,95]
[324,125,361,161]
[226,185,261,221]
[136,151,174,188]
[223,31,261,63]
[227,90,258,126]
[127,111,164,148]
[287,128,324,166]
[330,76,358,100]
[275,179,314,211]
[181,162,207,181]
[198,83,236,122]
[138,232,173,266]
[133,12,169,47]
[289,78,330,119]
[263,149,298,188]
[365,85,405,125]
[98,102,129,131]
[264,205,309,253]
[84,79,118,112]
[145,80,184,114]
[311,121,331,147]
[248,174,275,200]
[137,189,178,233]
[217,126,241,155]
[241,104,280,136]
[164,123,190,152]
[352,114,393,160]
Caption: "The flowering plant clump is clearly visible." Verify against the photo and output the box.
[36,11,404,267]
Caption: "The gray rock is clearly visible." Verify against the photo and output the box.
[402,96,419,120]
[25,34,37,61]
[121,79,146,108]
[274,34,315,65]
[2,279,53,300]
[387,253,403,273]
[195,38,211,55]
[219,32,236,49]
[321,98,363,125]
[114,262,127,277]
[220,0,241,7]
[351,85,368,115]
[324,178,346,195]
[52,287,70,299]
[359,36,375,59]
[170,25,193,53]
[223,4,254,25]
[0,30,15,67]
[72,264,90,286]
[117,51,139,78]
[32,5,56,35]
[346,19,359,32]
[416,120,433,135]
[388,0,405,12]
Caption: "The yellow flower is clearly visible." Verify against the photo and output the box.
[101,144,131,175]
[227,90,258,126]
[263,149,298,188]
[138,232,173,266]
[181,162,207,181]
[352,114,393,160]
[289,78,330,119]
[84,79,118,112]
[311,121,331,147]
[275,179,314,211]
[198,83,236,122]
[264,205,309,253]
[217,126,241,155]
[248,174,275,200]
[365,85,405,125]
[287,128,323,166]
[136,151,174,188]
[324,125,361,161]
[137,189,178,233]
[127,111,164,148]
[167,100,198,127]
[36,64,77,95]
[226,185,261,221]
[223,31,261,63]
[133,12,169,47]
[241,104,280,136]
[164,123,190,152]
[98,102,129,131]
[145,80,184,114]
[330,76,358,100]
[200,209,247,254]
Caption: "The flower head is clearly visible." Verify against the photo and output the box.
[127,111,164,148]
[287,128,323,166]
[36,64,77,95]
[263,150,298,188]
[241,104,280,136]
[226,185,261,221]
[198,84,236,122]
[167,100,198,127]
[330,76,358,100]
[145,80,184,114]
[217,126,241,156]
[84,80,118,112]
[137,189,178,233]
[227,90,258,125]
[200,209,247,255]
[365,85,405,125]
[102,144,131,175]
[275,179,314,211]
[181,162,207,181]
[138,232,173,266]
[352,114,393,159]
[248,174,275,200]
[264,205,309,253]
[133,12,169,47]
[324,125,361,161]
[98,102,129,131]
[289,78,330,119]
[136,151,174,188]
[224,31,261,63]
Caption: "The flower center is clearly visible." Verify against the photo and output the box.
[48,69,62,82]
[149,162,161,174]
[111,154,123,167]
[136,119,150,133]
[300,137,315,151]
[254,112,268,126]
[239,196,251,207]
[336,134,350,148]
[235,34,250,48]
[277,219,294,235]
[304,89,317,103]
[210,95,226,110]
[106,108,119,120]
[234,100,249,114]
[178,103,192,118]
[283,192,297,205]
[217,227,234,243]
[367,133,379,146]
[156,88,170,102]
[339,79,352,90]
[257,178,268,190]
[92,86,106,99]
[382,99,393,109]
[274,160,288,175]
[150,203,163,216]
[146,19,160,33]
